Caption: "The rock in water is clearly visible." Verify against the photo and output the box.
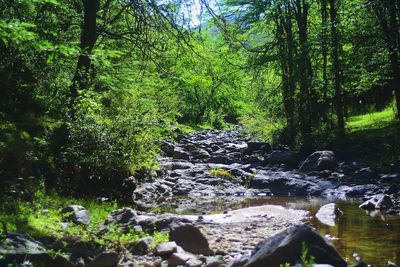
[169,224,213,255]
[61,205,90,225]
[359,194,393,210]
[315,203,343,227]
[244,225,347,267]
[299,151,338,173]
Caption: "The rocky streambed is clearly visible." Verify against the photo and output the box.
[1,128,400,267]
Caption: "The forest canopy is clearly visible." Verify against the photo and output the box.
[1,0,399,198]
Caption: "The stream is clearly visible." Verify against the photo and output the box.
[132,128,400,266]
[155,196,400,266]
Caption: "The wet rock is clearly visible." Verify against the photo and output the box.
[359,194,393,210]
[155,242,178,257]
[322,184,383,200]
[87,251,119,267]
[61,205,90,225]
[170,224,213,255]
[380,174,400,184]
[315,203,343,226]
[299,151,338,173]
[265,150,303,167]
[244,225,347,267]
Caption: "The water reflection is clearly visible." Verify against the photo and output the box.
[162,196,400,266]
[247,197,400,267]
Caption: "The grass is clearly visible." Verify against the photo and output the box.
[0,191,169,251]
[337,107,400,168]
[175,123,214,134]
[346,107,396,133]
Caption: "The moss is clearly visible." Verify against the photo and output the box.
[209,168,236,181]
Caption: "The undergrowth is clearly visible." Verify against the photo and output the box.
[0,191,168,250]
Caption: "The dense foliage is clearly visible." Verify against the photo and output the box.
[1,0,399,198]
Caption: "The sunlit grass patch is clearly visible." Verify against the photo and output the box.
[346,107,396,132]
[209,168,236,181]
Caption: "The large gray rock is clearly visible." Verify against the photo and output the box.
[300,151,338,173]
[154,242,177,257]
[244,225,347,267]
[315,203,343,227]
[359,194,393,210]
[169,224,213,255]
[168,251,200,266]
[249,172,323,196]
[61,205,90,225]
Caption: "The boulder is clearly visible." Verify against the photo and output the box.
[265,150,303,167]
[359,194,393,210]
[61,205,90,225]
[300,151,338,173]
[243,225,347,267]
[169,224,213,255]
[315,203,343,227]
[154,242,177,257]
[87,251,119,267]
[249,172,323,196]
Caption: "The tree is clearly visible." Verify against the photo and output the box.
[329,0,345,135]
[369,0,400,118]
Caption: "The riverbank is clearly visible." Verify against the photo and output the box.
[1,128,400,266]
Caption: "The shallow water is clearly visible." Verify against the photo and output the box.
[162,196,400,266]
[246,197,400,267]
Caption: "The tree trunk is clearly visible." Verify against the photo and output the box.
[320,0,329,121]
[275,4,296,146]
[295,0,313,151]
[329,0,345,135]
[387,0,400,118]
[69,0,100,112]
